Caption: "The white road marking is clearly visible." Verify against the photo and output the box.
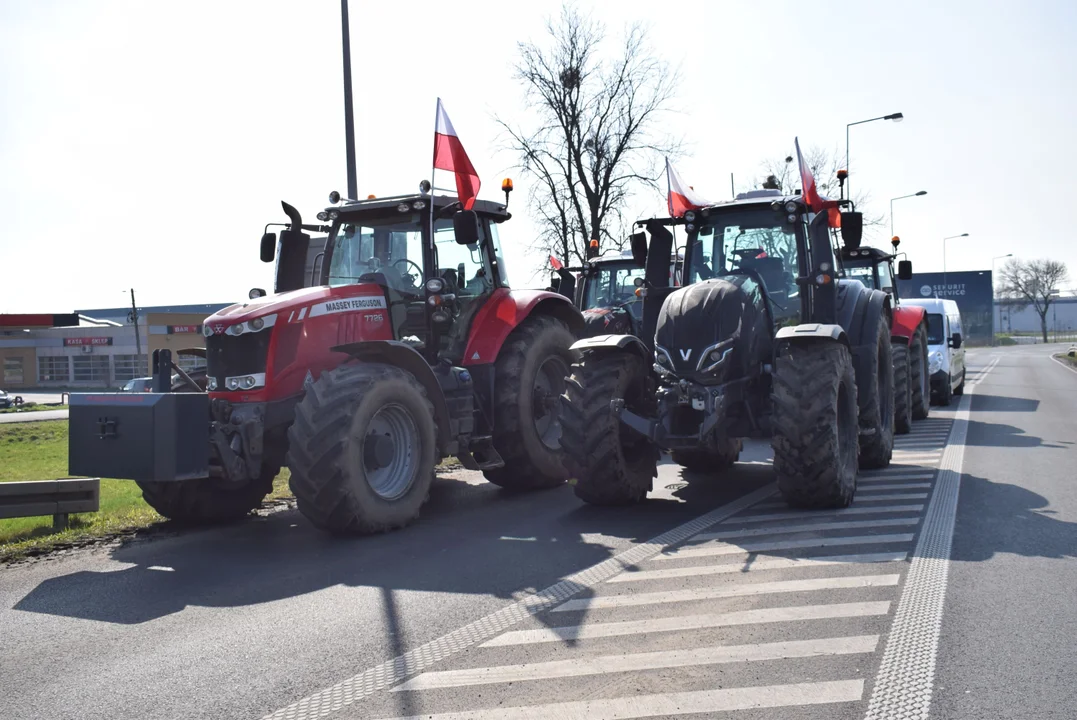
[693,518,919,542]
[1049,353,1077,375]
[857,483,932,492]
[378,680,865,720]
[656,533,914,561]
[553,574,901,612]
[751,493,928,511]
[606,552,907,583]
[859,473,935,482]
[726,505,924,524]
[480,601,891,647]
[394,635,879,691]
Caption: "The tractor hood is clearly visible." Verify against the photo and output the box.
[204,284,386,331]
[654,277,765,384]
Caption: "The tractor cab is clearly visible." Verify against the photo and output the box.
[839,243,914,302]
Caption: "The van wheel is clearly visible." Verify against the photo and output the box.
[954,368,966,396]
[938,373,953,406]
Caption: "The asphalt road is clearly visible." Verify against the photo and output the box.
[0,345,1072,720]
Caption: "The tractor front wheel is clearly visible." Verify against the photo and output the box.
[772,340,859,508]
[858,317,895,469]
[562,351,658,505]
[483,315,575,491]
[893,342,912,435]
[910,323,931,420]
[287,362,437,534]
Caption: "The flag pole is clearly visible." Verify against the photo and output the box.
[429,99,438,251]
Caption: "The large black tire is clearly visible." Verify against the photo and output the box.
[954,367,966,396]
[562,352,657,505]
[910,323,931,420]
[772,340,859,508]
[483,315,575,491]
[671,438,742,473]
[857,317,895,469]
[893,343,912,435]
[287,362,437,534]
[937,372,953,406]
[137,466,277,525]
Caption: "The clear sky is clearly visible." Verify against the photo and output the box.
[3,0,1076,313]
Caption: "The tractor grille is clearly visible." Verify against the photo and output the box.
[206,330,271,383]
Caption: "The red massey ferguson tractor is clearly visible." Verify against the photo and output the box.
[839,239,930,433]
[69,189,583,534]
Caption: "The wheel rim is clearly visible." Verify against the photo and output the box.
[362,403,419,501]
[532,354,570,451]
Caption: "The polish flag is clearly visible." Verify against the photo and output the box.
[666,159,710,218]
[549,255,564,270]
[794,137,824,213]
[433,99,481,210]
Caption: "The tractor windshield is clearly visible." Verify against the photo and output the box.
[583,262,646,311]
[328,216,425,293]
[690,207,801,321]
[842,258,893,292]
[843,261,877,289]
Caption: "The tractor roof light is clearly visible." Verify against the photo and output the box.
[501,178,514,192]
[397,203,411,213]
[412,200,426,210]
[684,210,696,223]
[316,211,329,221]
[784,201,798,214]
[891,236,901,248]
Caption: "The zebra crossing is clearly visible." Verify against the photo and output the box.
[352,417,957,720]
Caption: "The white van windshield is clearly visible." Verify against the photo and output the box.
[926,314,945,344]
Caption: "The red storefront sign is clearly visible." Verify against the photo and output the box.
[167,325,202,334]
[63,337,113,346]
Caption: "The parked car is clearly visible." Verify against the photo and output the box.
[0,389,22,408]
[904,298,966,405]
[120,377,154,392]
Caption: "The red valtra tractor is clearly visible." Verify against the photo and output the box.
[839,236,930,433]
[69,186,583,534]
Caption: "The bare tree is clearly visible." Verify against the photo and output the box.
[999,258,1069,342]
[752,145,885,230]
[497,4,680,267]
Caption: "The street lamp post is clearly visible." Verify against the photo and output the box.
[942,233,970,298]
[992,253,1013,344]
[890,190,928,238]
[846,112,904,199]
[340,0,358,201]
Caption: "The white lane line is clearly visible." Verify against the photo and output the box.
[751,493,928,511]
[726,505,924,525]
[378,680,865,720]
[859,474,935,482]
[693,518,919,542]
[480,601,891,647]
[657,533,914,561]
[864,350,982,719]
[1050,353,1077,375]
[606,552,908,583]
[554,574,901,612]
[395,635,880,691]
[258,483,779,720]
[857,483,932,492]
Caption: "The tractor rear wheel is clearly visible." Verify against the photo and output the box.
[671,438,742,473]
[893,342,912,435]
[857,317,895,469]
[483,315,575,491]
[287,362,437,534]
[137,466,277,525]
[910,323,931,420]
[772,340,859,508]
[562,351,657,505]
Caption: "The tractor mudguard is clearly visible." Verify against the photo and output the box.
[570,333,651,361]
[461,289,583,366]
[834,281,892,400]
[775,323,849,345]
[891,304,926,344]
[330,340,454,454]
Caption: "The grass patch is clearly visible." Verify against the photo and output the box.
[1055,352,1077,369]
[0,402,64,415]
[994,335,1018,346]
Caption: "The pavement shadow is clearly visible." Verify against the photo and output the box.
[951,473,1077,563]
[12,461,774,625]
[971,394,1041,413]
[965,420,1066,449]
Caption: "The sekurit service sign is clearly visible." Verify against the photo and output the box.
[898,270,994,343]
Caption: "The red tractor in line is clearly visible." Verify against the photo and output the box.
[839,238,931,433]
[70,186,583,534]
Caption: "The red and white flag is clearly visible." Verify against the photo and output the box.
[794,137,824,213]
[433,98,481,210]
[549,255,564,270]
[666,159,709,218]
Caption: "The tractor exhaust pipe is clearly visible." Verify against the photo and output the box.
[281,201,302,230]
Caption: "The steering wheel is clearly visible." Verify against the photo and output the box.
[391,259,423,287]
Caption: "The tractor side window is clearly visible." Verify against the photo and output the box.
[877,264,893,293]
[329,220,424,294]
[433,219,491,299]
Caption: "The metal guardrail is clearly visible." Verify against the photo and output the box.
[0,478,101,530]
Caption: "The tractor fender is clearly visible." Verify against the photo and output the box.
[462,289,584,366]
[570,333,651,362]
[891,304,926,344]
[330,340,453,453]
[775,323,849,346]
[834,280,892,396]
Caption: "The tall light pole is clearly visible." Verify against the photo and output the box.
[128,289,142,372]
[340,0,357,201]
[846,112,904,200]
[890,190,928,238]
[942,233,970,297]
[992,253,1013,343]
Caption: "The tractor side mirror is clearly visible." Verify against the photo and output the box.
[840,212,863,249]
[249,288,267,299]
[452,210,481,246]
[630,232,648,268]
[897,260,913,281]
[260,232,277,263]
[950,332,963,349]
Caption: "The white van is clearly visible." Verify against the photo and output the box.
[904,298,966,405]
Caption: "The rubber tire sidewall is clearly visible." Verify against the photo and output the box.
[893,342,912,435]
[910,323,931,420]
[857,316,895,470]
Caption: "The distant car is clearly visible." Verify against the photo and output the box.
[120,377,154,393]
[0,389,20,408]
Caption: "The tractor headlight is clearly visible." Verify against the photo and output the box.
[412,200,426,210]
[226,377,240,390]
[228,324,244,336]
[784,200,798,214]
[683,210,696,223]
[397,203,411,213]
[655,346,674,367]
[203,325,214,337]
[207,377,218,391]
[249,317,264,331]
[425,278,445,293]
[240,376,257,390]
[223,374,266,391]
[697,340,735,376]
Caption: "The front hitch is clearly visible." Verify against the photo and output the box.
[610,398,664,444]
